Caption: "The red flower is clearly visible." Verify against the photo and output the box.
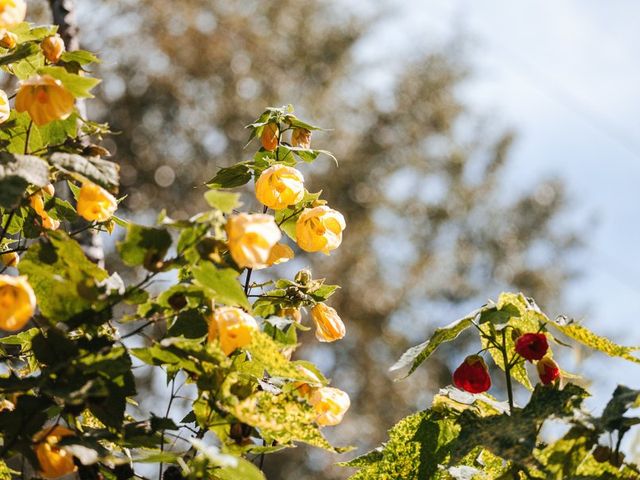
[453,355,491,394]
[536,357,560,385]
[515,333,549,361]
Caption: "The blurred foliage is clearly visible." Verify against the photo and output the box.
[41,1,582,478]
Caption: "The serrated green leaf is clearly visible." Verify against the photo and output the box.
[206,164,252,189]
[39,66,100,98]
[49,152,119,189]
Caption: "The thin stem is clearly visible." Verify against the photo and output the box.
[24,120,33,154]
[501,329,515,414]
[159,376,177,480]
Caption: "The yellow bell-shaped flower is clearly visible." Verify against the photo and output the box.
[208,306,258,355]
[29,190,60,231]
[41,34,65,64]
[15,75,75,126]
[291,128,311,149]
[76,182,118,222]
[255,164,305,210]
[310,303,345,342]
[34,425,77,479]
[309,387,350,426]
[295,206,345,254]
[0,275,35,331]
[226,213,281,269]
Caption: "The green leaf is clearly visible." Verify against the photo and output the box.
[214,457,266,480]
[390,315,477,379]
[49,152,120,189]
[60,50,100,66]
[39,66,101,98]
[204,189,242,214]
[19,231,109,322]
[0,152,49,207]
[206,164,252,189]
[598,385,640,432]
[117,223,172,267]
[192,262,251,311]
[242,331,313,381]
[547,321,640,364]
[0,42,39,67]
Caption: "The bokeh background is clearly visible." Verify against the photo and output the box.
[31,0,640,478]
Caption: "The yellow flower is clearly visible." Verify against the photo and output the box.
[278,306,302,323]
[0,29,16,49]
[310,303,345,342]
[226,213,281,269]
[265,242,294,267]
[294,366,323,397]
[15,75,75,126]
[255,164,305,211]
[77,182,118,222]
[208,306,258,355]
[291,128,311,149]
[295,206,345,254]
[29,191,60,231]
[0,275,35,332]
[41,34,65,64]
[260,122,279,151]
[309,387,350,426]
[0,89,9,123]
[0,251,18,267]
[33,426,77,479]
[0,0,26,29]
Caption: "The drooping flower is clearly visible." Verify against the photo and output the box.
[41,34,65,64]
[536,356,560,385]
[310,303,345,342]
[15,75,75,126]
[226,213,281,269]
[255,164,305,210]
[208,306,258,355]
[295,206,345,254]
[0,89,10,123]
[515,332,549,361]
[0,29,16,49]
[76,182,118,222]
[0,0,26,30]
[33,426,77,479]
[29,190,60,231]
[453,355,492,394]
[291,127,311,149]
[309,387,350,426]
[0,275,35,331]
[260,122,279,151]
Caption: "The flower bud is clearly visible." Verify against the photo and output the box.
[0,30,16,49]
[29,191,60,231]
[0,0,26,29]
[15,75,75,126]
[291,128,311,149]
[41,34,65,63]
[0,251,18,267]
[278,307,301,323]
[294,269,312,285]
[207,307,258,355]
[260,122,279,151]
[226,213,281,269]
[255,164,305,210]
[0,89,9,124]
[309,387,350,426]
[295,206,346,254]
[310,303,345,342]
[514,332,549,362]
[536,356,560,385]
[0,275,36,332]
[452,355,491,394]
[77,182,118,222]
[33,426,77,479]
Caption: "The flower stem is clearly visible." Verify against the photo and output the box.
[501,329,515,414]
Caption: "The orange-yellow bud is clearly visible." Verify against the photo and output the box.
[309,387,350,426]
[0,89,9,123]
[0,274,35,332]
[0,251,18,267]
[291,128,311,149]
[226,213,281,269]
[295,206,345,254]
[41,34,65,64]
[15,75,75,126]
[207,306,258,355]
[0,29,16,49]
[260,122,279,151]
[29,191,60,231]
[0,0,26,29]
[310,303,345,342]
[33,426,77,479]
[77,182,118,222]
[255,164,305,210]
